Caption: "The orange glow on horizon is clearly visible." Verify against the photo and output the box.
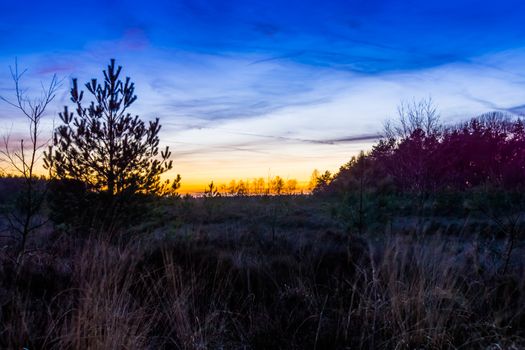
[3,141,375,195]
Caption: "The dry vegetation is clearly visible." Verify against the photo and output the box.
[1,195,524,349]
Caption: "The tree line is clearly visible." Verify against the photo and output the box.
[203,176,304,197]
[317,99,525,196]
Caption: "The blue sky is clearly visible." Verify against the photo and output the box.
[1,0,525,190]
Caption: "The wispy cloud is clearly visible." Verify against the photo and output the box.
[2,0,525,188]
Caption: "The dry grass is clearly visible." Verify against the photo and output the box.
[0,197,524,349]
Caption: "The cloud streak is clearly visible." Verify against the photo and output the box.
[2,0,525,190]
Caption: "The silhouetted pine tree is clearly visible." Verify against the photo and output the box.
[44,59,173,196]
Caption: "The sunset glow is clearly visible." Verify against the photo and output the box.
[2,1,525,192]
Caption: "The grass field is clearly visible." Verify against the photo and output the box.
[1,193,524,349]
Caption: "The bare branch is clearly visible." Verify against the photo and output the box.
[0,59,61,257]
[383,97,442,141]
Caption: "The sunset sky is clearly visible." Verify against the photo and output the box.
[2,0,525,192]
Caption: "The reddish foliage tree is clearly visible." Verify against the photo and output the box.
[323,111,525,195]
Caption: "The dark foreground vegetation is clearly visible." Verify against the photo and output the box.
[0,193,524,349]
[1,61,524,349]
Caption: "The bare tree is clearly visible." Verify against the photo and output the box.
[0,59,60,259]
[271,176,285,195]
[308,169,320,191]
[383,97,441,140]
[285,179,297,194]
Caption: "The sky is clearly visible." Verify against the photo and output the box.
[1,0,525,192]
